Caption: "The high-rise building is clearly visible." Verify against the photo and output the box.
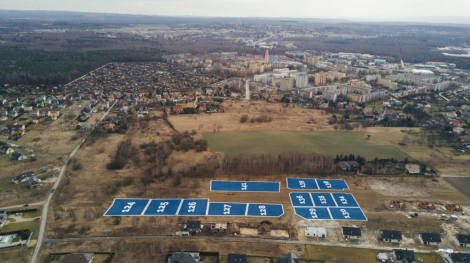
[295,73,309,88]
[280,76,294,91]
[314,72,327,86]
[265,50,269,65]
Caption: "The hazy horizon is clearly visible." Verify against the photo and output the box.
[1,0,470,24]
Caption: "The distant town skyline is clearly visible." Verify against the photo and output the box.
[1,0,470,23]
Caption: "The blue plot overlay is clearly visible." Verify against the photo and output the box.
[247,204,284,217]
[294,207,331,220]
[316,179,349,190]
[331,193,359,207]
[310,193,337,207]
[289,192,314,207]
[143,199,183,216]
[177,199,209,216]
[207,203,247,216]
[286,178,318,190]
[104,199,150,216]
[329,207,367,221]
[210,181,280,192]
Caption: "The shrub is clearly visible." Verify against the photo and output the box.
[78,225,91,235]
[239,115,249,123]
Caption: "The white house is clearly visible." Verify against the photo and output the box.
[405,164,420,174]
[305,226,326,238]
[445,253,470,263]
[419,233,441,245]
[454,234,470,247]
[379,230,402,243]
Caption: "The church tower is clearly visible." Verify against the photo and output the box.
[265,50,269,64]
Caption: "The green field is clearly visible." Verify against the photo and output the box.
[203,131,409,160]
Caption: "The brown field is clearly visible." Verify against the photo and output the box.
[18,104,87,154]
[38,108,470,258]
[170,100,350,133]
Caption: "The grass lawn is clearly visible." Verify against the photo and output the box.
[305,245,379,263]
[0,221,33,233]
[415,253,444,263]
[0,154,14,168]
[203,255,219,263]
[203,131,409,160]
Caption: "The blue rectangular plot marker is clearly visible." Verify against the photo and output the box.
[177,199,209,216]
[289,192,314,207]
[329,207,367,221]
[247,204,284,217]
[310,193,337,207]
[331,193,359,207]
[143,199,183,216]
[316,179,349,190]
[294,207,332,220]
[104,199,150,216]
[207,203,247,216]
[286,178,318,190]
[210,180,280,192]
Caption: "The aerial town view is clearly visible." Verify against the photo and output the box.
[1,1,470,263]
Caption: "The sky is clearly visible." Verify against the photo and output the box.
[1,0,470,22]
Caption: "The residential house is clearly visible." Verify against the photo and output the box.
[27,176,41,189]
[1,145,15,154]
[392,249,415,263]
[305,226,327,238]
[184,220,201,233]
[338,161,359,170]
[0,116,7,122]
[103,123,115,130]
[42,110,50,117]
[227,254,247,263]
[11,151,27,161]
[405,164,420,174]
[70,120,80,127]
[454,234,470,247]
[379,230,402,243]
[23,106,32,112]
[419,233,441,245]
[8,111,18,117]
[277,253,299,263]
[445,253,470,263]
[198,106,206,112]
[30,110,40,118]
[61,253,94,263]
[12,171,35,184]
[81,123,90,130]
[342,227,361,239]
[454,127,464,134]
[80,112,90,120]
[210,107,217,113]
[169,252,200,263]
[210,223,227,233]
[173,107,184,114]
[50,111,60,118]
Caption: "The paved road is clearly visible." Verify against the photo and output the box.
[42,234,440,254]
[0,200,45,211]
[29,101,116,263]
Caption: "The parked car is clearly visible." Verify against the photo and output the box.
[23,204,29,207]
[51,189,55,193]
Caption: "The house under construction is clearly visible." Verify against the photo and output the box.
[446,204,463,212]
[390,200,406,208]
[419,202,436,210]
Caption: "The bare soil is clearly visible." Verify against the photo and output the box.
[366,178,432,198]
